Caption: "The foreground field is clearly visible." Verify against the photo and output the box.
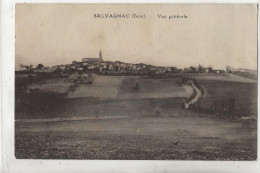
[15,115,256,160]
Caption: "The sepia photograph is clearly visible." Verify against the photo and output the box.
[14,3,257,160]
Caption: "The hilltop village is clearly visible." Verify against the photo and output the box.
[16,50,256,79]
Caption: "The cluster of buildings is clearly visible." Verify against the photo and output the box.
[65,50,180,74]
[19,50,232,76]
[36,51,226,75]
[32,50,183,75]
[183,64,226,74]
[226,66,257,75]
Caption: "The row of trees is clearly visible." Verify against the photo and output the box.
[19,63,44,71]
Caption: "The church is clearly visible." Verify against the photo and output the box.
[82,50,103,63]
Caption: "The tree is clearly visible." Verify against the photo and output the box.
[20,64,33,71]
[36,64,44,70]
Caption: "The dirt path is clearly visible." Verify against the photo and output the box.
[185,80,202,109]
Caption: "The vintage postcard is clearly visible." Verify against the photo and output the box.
[13,3,257,161]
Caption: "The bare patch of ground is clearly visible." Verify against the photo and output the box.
[15,115,257,160]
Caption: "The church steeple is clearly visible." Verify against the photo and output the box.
[99,49,103,61]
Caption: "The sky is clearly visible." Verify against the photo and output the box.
[15,4,257,70]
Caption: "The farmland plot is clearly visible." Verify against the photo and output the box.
[198,80,257,118]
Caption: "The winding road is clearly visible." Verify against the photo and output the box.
[184,80,202,109]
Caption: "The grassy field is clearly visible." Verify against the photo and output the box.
[66,75,126,98]
[197,80,257,117]
[118,78,192,99]
[182,73,257,83]
[180,73,257,117]
[15,115,257,160]
[15,74,38,88]
[15,96,184,119]
[16,75,190,119]
[66,76,192,99]
[16,74,75,95]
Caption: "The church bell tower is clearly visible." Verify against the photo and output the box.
[99,50,103,61]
